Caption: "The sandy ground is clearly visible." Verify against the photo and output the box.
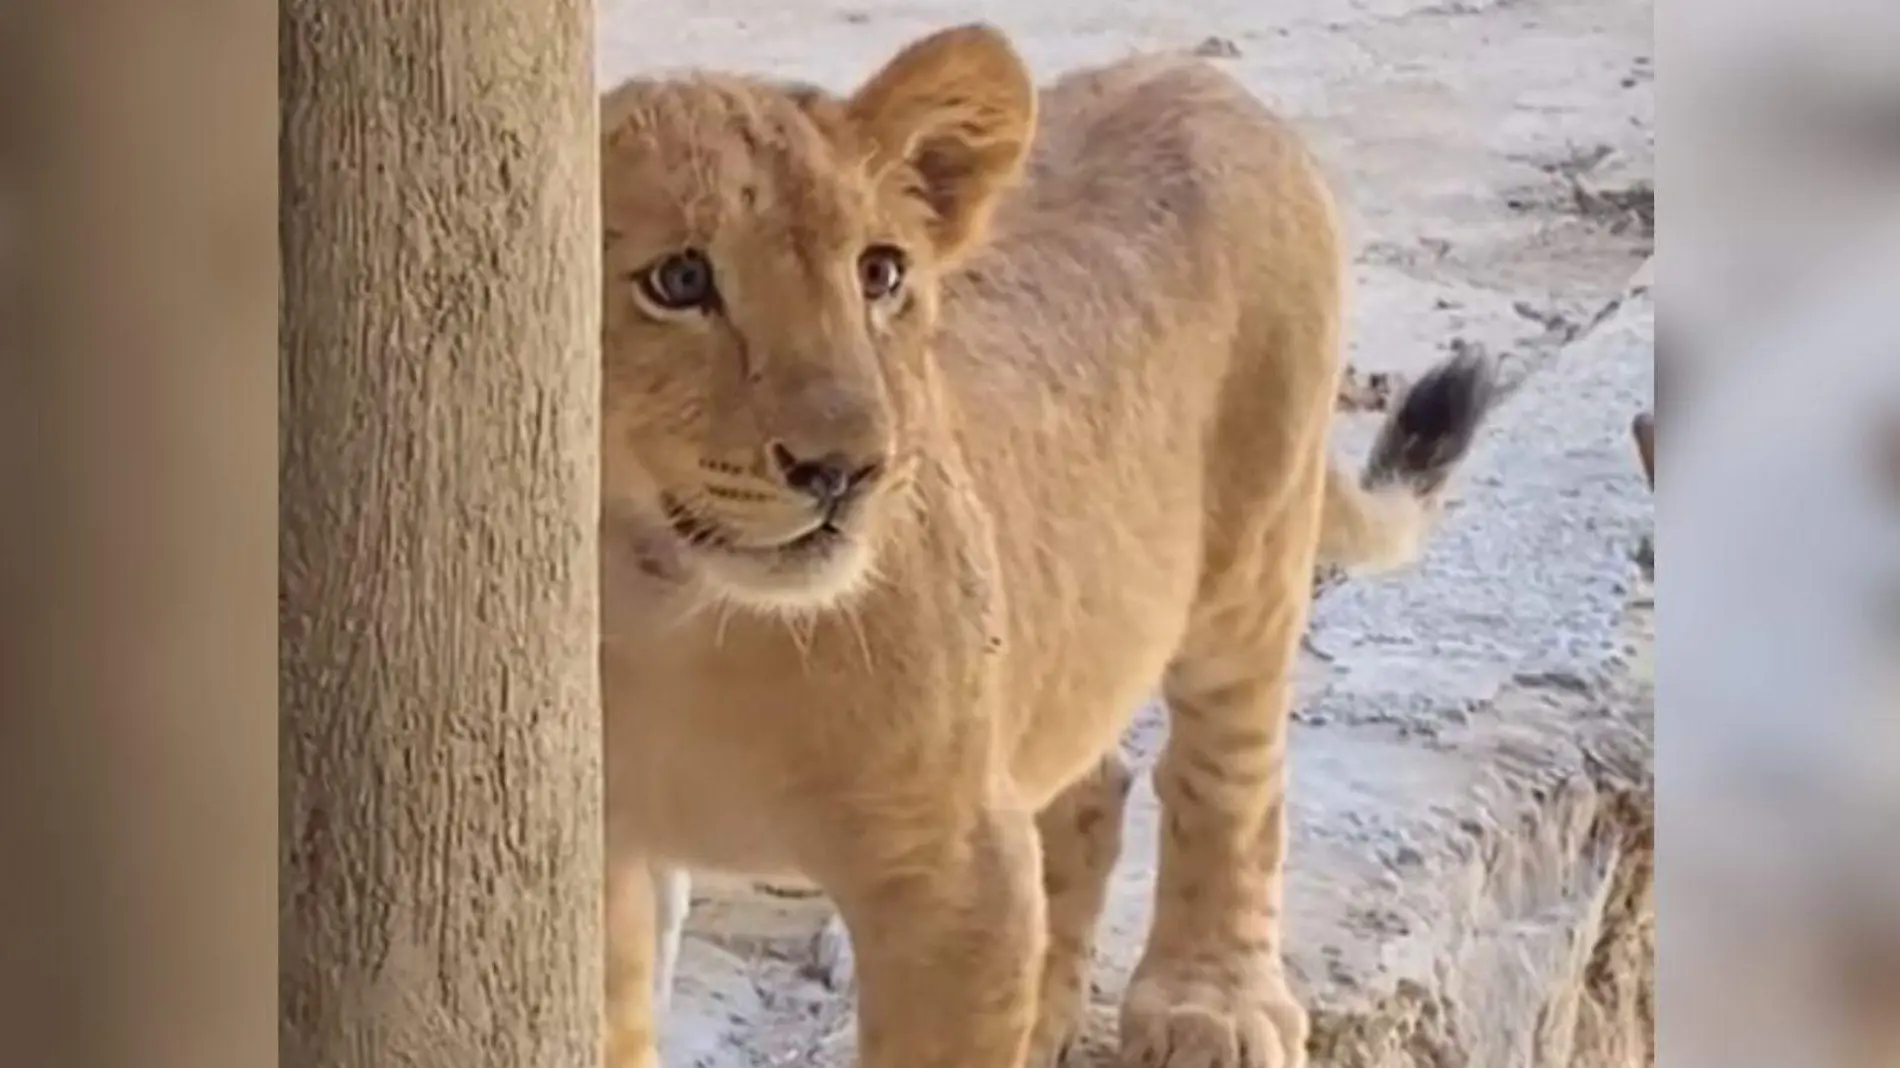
[599,1,1654,1064]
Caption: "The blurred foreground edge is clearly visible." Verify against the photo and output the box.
[1,2,276,1068]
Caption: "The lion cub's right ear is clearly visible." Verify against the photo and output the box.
[846,24,1036,265]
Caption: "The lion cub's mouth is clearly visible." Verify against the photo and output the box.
[653,487,882,607]
[659,493,848,561]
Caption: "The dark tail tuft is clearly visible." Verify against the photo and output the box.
[1363,348,1498,496]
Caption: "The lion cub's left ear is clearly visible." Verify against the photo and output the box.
[846,24,1036,264]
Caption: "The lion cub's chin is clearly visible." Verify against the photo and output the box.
[692,529,879,613]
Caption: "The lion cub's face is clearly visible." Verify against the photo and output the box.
[601,26,1035,610]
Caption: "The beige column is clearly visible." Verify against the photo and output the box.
[279,1,602,1065]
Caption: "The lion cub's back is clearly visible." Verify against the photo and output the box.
[1016,54,1314,249]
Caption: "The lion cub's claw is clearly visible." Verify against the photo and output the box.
[1118,966,1308,1068]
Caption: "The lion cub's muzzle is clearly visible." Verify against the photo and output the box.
[664,443,889,556]
[657,446,895,608]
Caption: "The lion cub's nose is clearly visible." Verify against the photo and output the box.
[770,443,880,509]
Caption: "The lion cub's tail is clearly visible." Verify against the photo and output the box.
[1318,349,1498,574]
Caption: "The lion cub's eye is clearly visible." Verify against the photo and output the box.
[640,250,718,312]
[858,245,907,302]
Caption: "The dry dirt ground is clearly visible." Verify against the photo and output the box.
[599,1,1655,1064]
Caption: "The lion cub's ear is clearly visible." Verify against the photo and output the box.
[846,24,1036,264]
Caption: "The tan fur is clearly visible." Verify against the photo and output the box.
[600,25,1448,1068]
[1319,462,1434,574]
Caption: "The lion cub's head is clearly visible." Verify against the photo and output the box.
[601,25,1035,611]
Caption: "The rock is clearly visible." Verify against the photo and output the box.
[1276,288,1654,1066]
[1191,35,1243,58]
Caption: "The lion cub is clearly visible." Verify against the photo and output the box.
[599,24,1494,1068]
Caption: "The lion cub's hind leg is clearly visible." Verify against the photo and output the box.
[1028,753,1135,1068]
[1120,430,1330,1068]
[606,855,664,1068]
[1121,553,1318,1068]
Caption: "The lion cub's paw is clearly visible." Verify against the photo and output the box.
[1118,962,1308,1068]
[1026,1007,1085,1068]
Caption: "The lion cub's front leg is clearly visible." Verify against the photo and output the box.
[832,804,1048,1068]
